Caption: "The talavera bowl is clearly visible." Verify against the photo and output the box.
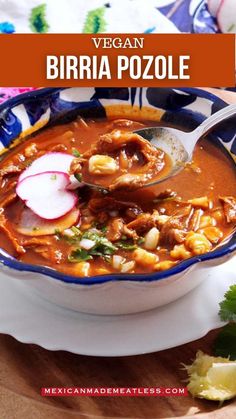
[0,87,235,314]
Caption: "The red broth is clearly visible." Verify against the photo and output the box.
[0,117,235,277]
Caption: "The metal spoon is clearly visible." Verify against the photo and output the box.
[81,104,236,192]
[134,103,236,187]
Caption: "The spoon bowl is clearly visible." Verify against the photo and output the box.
[133,126,189,186]
[134,103,236,188]
[81,104,236,192]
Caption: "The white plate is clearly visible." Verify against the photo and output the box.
[0,258,235,357]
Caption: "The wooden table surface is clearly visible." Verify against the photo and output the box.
[0,330,235,419]
[0,88,236,419]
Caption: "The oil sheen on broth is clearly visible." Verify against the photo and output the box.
[0,117,235,277]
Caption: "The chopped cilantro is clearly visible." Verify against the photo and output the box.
[116,240,137,251]
[82,230,101,240]
[83,231,117,255]
[68,248,92,263]
[214,323,236,361]
[59,226,81,244]
[137,237,145,245]
[71,226,81,236]
[116,236,143,250]
[219,285,236,322]
[72,148,81,158]
[92,222,108,232]
[101,225,108,233]
[54,228,62,239]
[68,230,117,263]
[74,173,82,182]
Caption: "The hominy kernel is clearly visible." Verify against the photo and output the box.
[74,262,90,277]
[199,215,216,229]
[89,155,118,175]
[133,248,159,267]
[185,232,212,255]
[121,261,135,273]
[170,244,192,260]
[202,226,223,244]
[154,261,177,271]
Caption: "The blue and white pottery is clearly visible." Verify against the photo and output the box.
[192,0,219,33]
[0,87,235,314]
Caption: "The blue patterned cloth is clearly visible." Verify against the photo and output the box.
[159,0,220,33]
[0,0,222,35]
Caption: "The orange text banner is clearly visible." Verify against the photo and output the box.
[0,34,234,87]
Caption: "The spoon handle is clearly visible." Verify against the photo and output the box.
[186,104,236,155]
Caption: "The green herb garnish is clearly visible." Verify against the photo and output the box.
[116,236,143,250]
[213,285,236,360]
[137,237,145,245]
[54,228,62,239]
[83,231,117,255]
[68,248,93,263]
[101,225,108,234]
[74,173,82,182]
[214,324,236,361]
[68,230,117,263]
[71,226,81,236]
[60,226,81,244]
[219,285,236,322]
[116,240,137,251]
[72,149,81,158]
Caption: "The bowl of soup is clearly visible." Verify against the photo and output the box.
[0,87,235,314]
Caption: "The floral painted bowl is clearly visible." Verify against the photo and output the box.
[0,87,235,314]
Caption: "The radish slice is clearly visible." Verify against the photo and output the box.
[208,0,222,17]
[217,0,236,32]
[16,207,80,236]
[16,171,78,220]
[19,152,74,181]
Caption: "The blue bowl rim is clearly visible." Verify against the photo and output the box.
[0,87,235,286]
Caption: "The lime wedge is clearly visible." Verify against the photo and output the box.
[184,351,236,401]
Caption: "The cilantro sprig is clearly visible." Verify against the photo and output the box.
[68,248,92,263]
[214,324,236,360]
[214,285,236,360]
[116,240,137,251]
[72,148,81,158]
[219,285,236,322]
